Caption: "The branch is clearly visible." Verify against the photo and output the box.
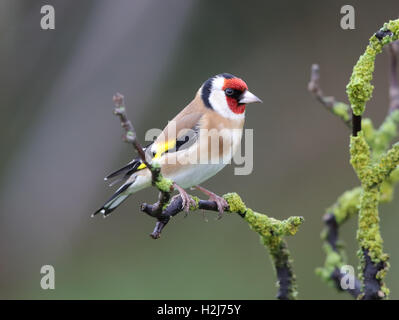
[346,23,399,298]
[308,64,352,127]
[361,249,386,299]
[268,239,298,300]
[317,165,399,298]
[347,21,399,117]
[143,191,304,299]
[321,213,361,298]
[312,20,399,299]
[316,188,363,299]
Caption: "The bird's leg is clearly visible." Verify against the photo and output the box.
[172,182,196,214]
[195,185,228,219]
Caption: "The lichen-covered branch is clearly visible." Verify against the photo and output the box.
[143,192,304,300]
[312,19,399,299]
[347,20,399,116]
[347,20,399,299]
[316,165,399,298]
[111,94,304,300]
[349,134,399,298]
[316,212,362,298]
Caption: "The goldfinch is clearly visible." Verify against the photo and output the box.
[93,73,262,218]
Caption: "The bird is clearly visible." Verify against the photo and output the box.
[93,73,262,218]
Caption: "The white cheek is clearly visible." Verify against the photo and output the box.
[209,90,245,120]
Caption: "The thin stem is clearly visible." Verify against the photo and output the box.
[112,93,152,169]
[308,64,352,127]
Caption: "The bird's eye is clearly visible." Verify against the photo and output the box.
[225,88,234,96]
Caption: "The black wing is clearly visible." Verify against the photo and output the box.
[104,143,153,183]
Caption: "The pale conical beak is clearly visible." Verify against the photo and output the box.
[238,90,262,104]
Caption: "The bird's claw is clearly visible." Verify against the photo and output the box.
[172,183,196,216]
[195,185,228,219]
[208,194,228,219]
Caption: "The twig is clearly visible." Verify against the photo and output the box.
[308,64,352,127]
[113,93,151,169]
[112,93,172,217]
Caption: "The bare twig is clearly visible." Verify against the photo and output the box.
[113,93,151,169]
[308,64,332,107]
[308,64,352,127]
[113,93,172,217]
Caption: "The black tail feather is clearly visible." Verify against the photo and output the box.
[92,182,133,217]
[105,161,140,180]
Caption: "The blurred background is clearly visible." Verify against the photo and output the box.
[1,0,399,299]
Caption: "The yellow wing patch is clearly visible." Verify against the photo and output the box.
[136,140,176,170]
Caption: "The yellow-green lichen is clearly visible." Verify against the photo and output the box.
[283,216,305,235]
[386,19,399,38]
[350,132,371,179]
[369,110,399,157]
[332,102,351,122]
[349,133,399,297]
[155,176,173,192]
[190,196,200,211]
[223,192,247,214]
[356,188,385,263]
[346,19,399,116]
[371,143,399,186]
[328,187,361,224]
[316,243,345,287]
[379,180,394,202]
[220,192,303,299]
[361,118,375,145]
[244,209,303,240]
